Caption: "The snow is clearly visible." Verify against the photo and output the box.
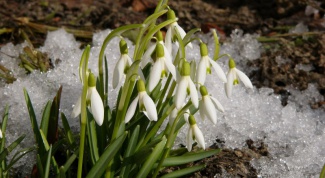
[0,28,324,177]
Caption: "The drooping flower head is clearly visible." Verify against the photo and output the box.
[186,115,205,152]
[125,79,158,123]
[197,42,227,85]
[148,42,177,92]
[71,72,104,126]
[113,39,133,89]
[199,86,224,125]
[175,61,198,109]
[225,59,253,98]
[165,9,192,55]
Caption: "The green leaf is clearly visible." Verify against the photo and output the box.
[160,164,205,178]
[0,134,25,162]
[40,130,50,151]
[162,149,221,167]
[86,110,99,165]
[61,148,79,173]
[125,138,162,166]
[119,125,140,177]
[47,86,62,145]
[37,154,44,178]
[24,89,46,156]
[136,137,167,178]
[61,113,76,147]
[5,147,35,172]
[40,101,52,137]
[0,105,9,171]
[44,146,52,178]
[85,132,127,178]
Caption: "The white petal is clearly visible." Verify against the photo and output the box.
[203,96,217,124]
[148,60,163,92]
[197,58,207,85]
[0,129,3,138]
[125,96,139,123]
[141,44,156,68]
[209,58,227,83]
[175,24,193,48]
[186,127,193,152]
[71,96,82,118]
[143,94,158,121]
[199,100,207,121]
[235,68,253,89]
[163,46,177,81]
[225,69,235,98]
[113,57,125,89]
[162,45,173,62]
[210,96,225,113]
[90,88,104,126]
[175,78,188,109]
[193,125,205,150]
[165,27,173,55]
[188,78,199,108]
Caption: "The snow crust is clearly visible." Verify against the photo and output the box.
[0,28,324,177]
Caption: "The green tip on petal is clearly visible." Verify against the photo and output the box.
[137,79,146,92]
[88,72,96,87]
[156,31,163,41]
[167,9,176,20]
[200,43,208,57]
[188,115,196,125]
[229,58,236,69]
[199,86,209,96]
[233,79,239,85]
[181,61,191,76]
[119,39,128,54]
[156,43,164,58]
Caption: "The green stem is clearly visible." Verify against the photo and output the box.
[140,104,175,148]
[77,45,90,178]
[98,24,143,100]
[152,102,192,178]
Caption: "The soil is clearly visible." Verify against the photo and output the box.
[0,0,325,177]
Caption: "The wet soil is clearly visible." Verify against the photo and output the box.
[1,0,325,177]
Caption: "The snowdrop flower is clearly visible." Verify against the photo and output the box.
[165,9,192,54]
[148,43,177,92]
[0,129,2,138]
[175,61,198,109]
[186,115,205,152]
[225,59,253,98]
[199,86,224,125]
[71,72,104,126]
[141,31,173,69]
[113,39,133,89]
[125,79,158,123]
[197,43,227,85]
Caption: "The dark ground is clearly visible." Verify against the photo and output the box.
[0,0,324,177]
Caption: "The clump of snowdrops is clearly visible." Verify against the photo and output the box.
[1,0,254,177]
